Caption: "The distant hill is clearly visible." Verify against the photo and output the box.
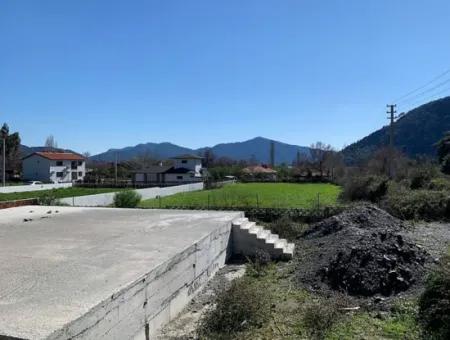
[90,137,311,165]
[342,96,450,164]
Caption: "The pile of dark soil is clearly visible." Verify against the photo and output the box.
[296,204,429,298]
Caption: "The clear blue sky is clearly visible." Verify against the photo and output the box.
[2,1,450,155]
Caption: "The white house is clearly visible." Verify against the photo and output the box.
[22,152,86,183]
[133,154,204,185]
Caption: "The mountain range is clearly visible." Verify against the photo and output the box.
[20,96,450,166]
[89,137,311,164]
[342,96,450,164]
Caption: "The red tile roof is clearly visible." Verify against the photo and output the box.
[242,165,277,174]
[31,152,85,161]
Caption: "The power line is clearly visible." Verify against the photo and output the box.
[393,67,450,103]
[397,77,450,105]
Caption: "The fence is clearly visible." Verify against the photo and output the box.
[0,183,72,194]
[59,182,204,207]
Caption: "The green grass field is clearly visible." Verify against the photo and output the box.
[140,183,341,209]
[0,187,123,202]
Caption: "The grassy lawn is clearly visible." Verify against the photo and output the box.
[0,187,123,202]
[140,183,341,209]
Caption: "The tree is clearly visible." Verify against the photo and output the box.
[436,132,450,174]
[0,124,21,179]
[310,142,334,178]
[45,135,58,149]
[202,148,216,168]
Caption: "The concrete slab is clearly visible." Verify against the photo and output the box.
[0,206,242,340]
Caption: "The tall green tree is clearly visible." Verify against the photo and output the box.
[436,132,450,174]
[1,123,22,177]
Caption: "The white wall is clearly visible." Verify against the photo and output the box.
[22,155,52,182]
[0,182,73,194]
[22,155,86,183]
[173,158,202,175]
[59,182,204,207]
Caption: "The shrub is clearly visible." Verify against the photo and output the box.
[38,190,57,205]
[246,249,271,277]
[267,215,307,241]
[301,296,347,339]
[340,175,389,202]
[198,276,270,338]
[383,185,450,221]
[428,177,450,191]
[409,165,438,189]
[419,253,450,339]
[113,190,142,208]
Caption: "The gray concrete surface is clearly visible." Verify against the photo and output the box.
[59,182,204,207]
[0,206,242,339]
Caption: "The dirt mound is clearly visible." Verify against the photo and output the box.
[296,204,429,297]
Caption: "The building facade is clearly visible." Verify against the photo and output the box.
[22,152,86,183]
[133,154,204,185]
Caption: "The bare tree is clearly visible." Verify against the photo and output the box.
[82,151,91,158]
[310,141,334,178]
[45,135,58,149]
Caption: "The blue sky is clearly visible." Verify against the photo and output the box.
[2,1,450,155]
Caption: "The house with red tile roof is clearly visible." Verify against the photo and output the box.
[22,151,86,183]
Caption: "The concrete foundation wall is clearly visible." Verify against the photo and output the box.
[0,183,72,194]
[45,215,239,340]
[59,183,204,207]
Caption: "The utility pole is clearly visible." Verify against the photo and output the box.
[2,137,5,187]
[115,152,118,185]
[270,141,275,167]
[387,104,397,178]
[0,124,8,187]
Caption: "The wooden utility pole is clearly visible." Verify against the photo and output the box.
[115,152,118,185]
[387,104,397,178]
[270,141,275,167]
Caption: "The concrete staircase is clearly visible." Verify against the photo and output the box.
[231,217,295,260]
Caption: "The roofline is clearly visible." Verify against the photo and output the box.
[22,152,86,161]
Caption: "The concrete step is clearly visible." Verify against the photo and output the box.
[232,219,295,261]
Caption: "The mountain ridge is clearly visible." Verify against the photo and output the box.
[90,137,311,164]
[342,96,450,164]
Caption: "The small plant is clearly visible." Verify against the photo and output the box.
[301,297,342,339]
[113,190,142,208]
[268,215,306,241]
[37,190,57,205]
[198,276,270,338]
[246,249,271,277]
[419,253,450,339]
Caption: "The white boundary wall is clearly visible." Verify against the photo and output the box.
[0,183,72,194]
[59,182,204,207]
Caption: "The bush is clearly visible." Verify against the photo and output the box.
[419,254,450,339]
[267,215,307,241]
[38,190,57,205]
[409,165,438,189]
[383,185,450,221]
[246,249,271,277]
[301,296,347,339]
[198,276,270,338]
[340,175,389,202]
[113,190,142,208]
[428,177,450,191]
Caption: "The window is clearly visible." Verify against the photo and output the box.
[78,172,83,176]
[71,161,77,169]
[78,160,83,166]
[177,176,183,180]
[56,161,63,166]
[56,172,64,178]
[181,160,187,164]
